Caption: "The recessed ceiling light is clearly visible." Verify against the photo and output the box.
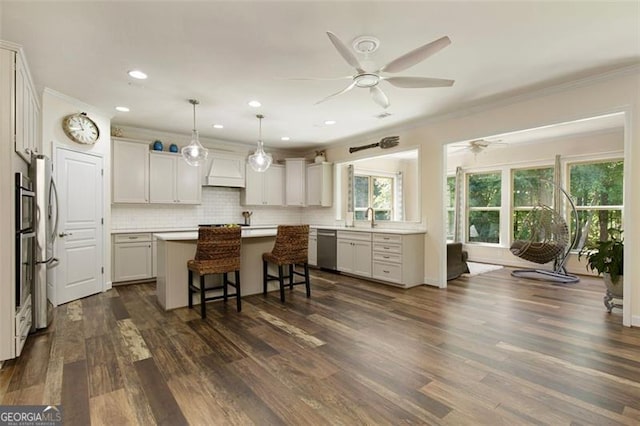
[127,70,148,80]
[248,100,261,108]
[324,120,336,125]
[281,136,290,141]
[115,106,130,112]
[213,124,224,129]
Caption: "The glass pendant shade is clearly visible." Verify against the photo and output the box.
[248,114,272,172]
[181,99,209,166]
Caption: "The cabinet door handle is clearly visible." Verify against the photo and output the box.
[383,270,390,273]
[383,256,390,259]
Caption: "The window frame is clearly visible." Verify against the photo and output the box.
[466,170,502,245]
[511,165,555,243]
[566,157,624,248]
[354,172,395,222]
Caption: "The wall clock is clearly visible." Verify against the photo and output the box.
[62,112,100,144]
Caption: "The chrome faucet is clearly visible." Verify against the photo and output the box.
[366,207,375,228]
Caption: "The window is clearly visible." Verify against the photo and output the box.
[512,167,554,241]
[467,172,501,243]
[354,174,394,221]
[446,176,456,241]
[569,159,623,246]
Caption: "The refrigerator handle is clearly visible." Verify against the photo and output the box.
[49,179,59,243]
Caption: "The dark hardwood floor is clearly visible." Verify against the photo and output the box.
[2,267,639,425]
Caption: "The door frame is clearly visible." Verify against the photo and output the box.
[51,143,106,306]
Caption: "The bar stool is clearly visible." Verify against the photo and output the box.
[262,225,310,302]
[187,227,241,318]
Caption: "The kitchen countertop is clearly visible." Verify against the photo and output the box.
[112,224,426,236]
[111,225,277,234]
[310,225,426,235]
[155,228,277,240]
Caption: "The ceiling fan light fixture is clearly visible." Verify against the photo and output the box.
[248,114,272,172]
[354,73,380,88]
[181,99,209,167]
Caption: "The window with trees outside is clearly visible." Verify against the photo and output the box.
[512,167,554,241]
[569,159,624,247]
[467,172,501,243]
[446,176,456,241]
[354,174,394,221]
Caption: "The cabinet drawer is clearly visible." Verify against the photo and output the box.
[373,242,401,254]
[372,252,402,264]
[373,233,402,244]
[114,233,152,243]
[373,261,402,284]
[337,230,371,241]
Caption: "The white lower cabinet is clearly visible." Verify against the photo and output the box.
[337,231,372,277]
[371,233,424,287]
[308,228,317,266]
[113,233,153,283]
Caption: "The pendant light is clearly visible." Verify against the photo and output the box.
[248,114,273,172]
[181,99,209,166]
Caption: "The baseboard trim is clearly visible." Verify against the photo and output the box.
[423,277,441,287]
[632,315,640,327]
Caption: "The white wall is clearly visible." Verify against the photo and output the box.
[323,69,640,326]
[41,88,112,294]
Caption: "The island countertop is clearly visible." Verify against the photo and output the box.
[154,228,277,241]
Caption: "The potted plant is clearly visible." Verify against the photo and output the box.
[578,227,623,312]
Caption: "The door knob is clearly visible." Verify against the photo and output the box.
[59,232,73,237]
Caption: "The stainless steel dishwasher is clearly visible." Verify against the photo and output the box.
[317,229,337,270]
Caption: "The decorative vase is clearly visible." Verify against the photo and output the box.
[603,273,623,298]
[153,140,163,151]
[314,154,325,163]
[603,272,623,313]
[169,143,178,153]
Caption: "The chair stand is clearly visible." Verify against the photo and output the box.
[188,269,241,318]
[262,261,310,302]
[511,268,579,284]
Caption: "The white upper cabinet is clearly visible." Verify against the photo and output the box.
[112,138,149,203]
[149,152,201,204]
[206,152,246,187]
[14,50,40,163]
[242,164,284,206]
[285,158,306,206]
[306,162,333,207]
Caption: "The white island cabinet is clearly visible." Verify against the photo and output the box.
[155,228,282,310]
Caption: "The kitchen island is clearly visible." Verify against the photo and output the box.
[155,228,279,310]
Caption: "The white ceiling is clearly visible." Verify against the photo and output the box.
[2,1,639,150]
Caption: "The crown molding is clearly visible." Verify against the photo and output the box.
[43,87,113,119]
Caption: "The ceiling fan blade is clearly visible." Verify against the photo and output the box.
[370,86,390,109]
[314,81,357,105]
[383,76,454,88]
[380,36,451,74]
[326,31,365,73]
[287,76,353,81]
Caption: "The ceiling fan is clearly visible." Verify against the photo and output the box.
[460,139,506,155]
[310,31,455,109]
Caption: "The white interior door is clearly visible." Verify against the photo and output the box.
[55,148,104,305]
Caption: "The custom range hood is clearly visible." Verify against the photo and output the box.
[205,152,246,188]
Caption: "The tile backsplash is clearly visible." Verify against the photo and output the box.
[111,187,307,230]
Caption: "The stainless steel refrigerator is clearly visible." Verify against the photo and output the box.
[30,154,58,330]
